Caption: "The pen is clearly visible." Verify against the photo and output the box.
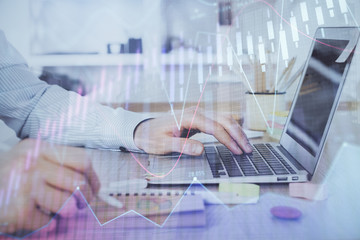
[279,63,304,92]
[272,57,296,92]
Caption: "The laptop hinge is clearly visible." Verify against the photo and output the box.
[277,145,306,171]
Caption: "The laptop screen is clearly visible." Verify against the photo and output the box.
[286,38,351,157]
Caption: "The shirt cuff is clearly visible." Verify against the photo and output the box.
[99,107,154,152]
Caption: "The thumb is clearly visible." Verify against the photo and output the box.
[166,137,204,156]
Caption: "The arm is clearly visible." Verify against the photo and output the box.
[0,30,149,151]
[0,30,250,156]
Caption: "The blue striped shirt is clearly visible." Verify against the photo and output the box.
[0,30,149,151]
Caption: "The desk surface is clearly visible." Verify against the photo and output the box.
[3,106,360,240]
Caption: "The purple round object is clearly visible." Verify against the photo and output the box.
[270,206,302,220]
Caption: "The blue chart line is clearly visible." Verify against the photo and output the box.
[0,179,242,240]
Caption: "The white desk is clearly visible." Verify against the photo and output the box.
[8,103,360,240]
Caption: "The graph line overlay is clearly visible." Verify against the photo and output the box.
[34,0,360,179]
[131,0,360,179]
[1,179,242,240]
[2,1,359,239]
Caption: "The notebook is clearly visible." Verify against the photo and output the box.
[92,191,206,228]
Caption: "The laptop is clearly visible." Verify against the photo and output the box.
[148,27,360,184]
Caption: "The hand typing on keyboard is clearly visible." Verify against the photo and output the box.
[134,107,252,156]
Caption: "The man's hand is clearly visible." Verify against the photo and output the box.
[0,139,100,236]
[134,107,252,156]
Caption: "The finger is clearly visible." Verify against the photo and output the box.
[39,159,86,192]
[219,116,252,153]
[34,183,76,218]
[18,204,54,234]
[182,112,243,154]
[41,147,100,194]
[85,164,101,196]
[0,197,54,236]
[38,160,95,205]
[165,137,204,156]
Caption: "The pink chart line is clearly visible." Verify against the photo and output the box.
[130,0,359,179]
[35,0,358,179]
[130,69,212,179]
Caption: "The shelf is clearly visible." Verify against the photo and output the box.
[28,51,221,67]
[29,54,144,67]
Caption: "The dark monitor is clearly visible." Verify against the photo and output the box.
[280,27,360,176]
[286,38,350,157]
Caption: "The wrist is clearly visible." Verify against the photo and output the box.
[133,118,153,150]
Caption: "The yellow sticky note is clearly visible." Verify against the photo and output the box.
[219,183,260,198]
[275,111,289,117]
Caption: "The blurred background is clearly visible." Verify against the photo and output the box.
[1,0,360,144]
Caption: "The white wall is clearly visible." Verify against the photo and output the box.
[0,0,30,147]
[0,0,165,58]
[1,0,360,104]
[0,0,31,60]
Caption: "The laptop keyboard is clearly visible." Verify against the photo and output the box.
[205,143,296,178]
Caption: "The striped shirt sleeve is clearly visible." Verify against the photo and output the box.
[0,30,151,151]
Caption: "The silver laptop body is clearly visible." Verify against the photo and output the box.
[148,27,360,185]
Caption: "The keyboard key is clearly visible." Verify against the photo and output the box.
[205,146,217,153]
[254,144,289,175]
[212,164,224,171]
[216,146,243,177]
[207,155,219,164]
[205,148,225,177]
[234,154,259,176]
[226,170,242,177]
[243,171,258,176]
[266,144,297,174]
[208,144,296,178]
